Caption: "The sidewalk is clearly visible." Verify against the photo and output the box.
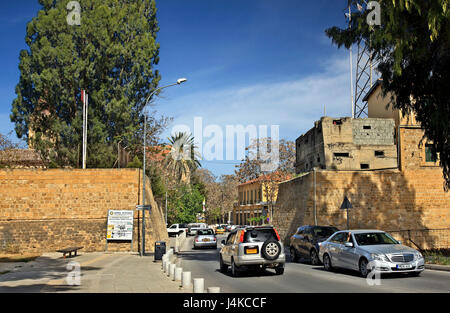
[0,251,189,293]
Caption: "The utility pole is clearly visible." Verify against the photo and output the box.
[165,191,168,226]
[140,78,187,257]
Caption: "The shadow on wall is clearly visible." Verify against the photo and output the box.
[274,170,441,250]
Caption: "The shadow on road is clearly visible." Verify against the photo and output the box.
[310,264,422,280]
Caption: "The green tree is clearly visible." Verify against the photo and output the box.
[325,0,450,190]
[167,184,204,224]
[165,132,201,184]
[11,0,168,168]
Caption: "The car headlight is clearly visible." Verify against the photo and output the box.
[415,251,424,260]
[370,253,389,262]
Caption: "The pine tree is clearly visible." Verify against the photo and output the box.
[11,0,167,168]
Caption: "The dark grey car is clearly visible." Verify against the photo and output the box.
[290,225,339,265]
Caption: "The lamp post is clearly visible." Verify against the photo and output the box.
[140,78,187,256]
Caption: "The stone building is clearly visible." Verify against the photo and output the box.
[295,117,398,173]
[233,172,291,225]
[273,81,448,250]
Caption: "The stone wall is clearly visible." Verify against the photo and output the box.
[0,169,168,254]
[273,168,450,250]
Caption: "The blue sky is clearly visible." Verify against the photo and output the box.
[0,0,353,177]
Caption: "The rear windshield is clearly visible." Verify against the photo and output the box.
[312,227,339,237]
[354,232,399,246]
[243,228,277,243]
[197,229,214,236]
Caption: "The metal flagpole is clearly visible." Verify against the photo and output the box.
[84,94,88,169]
[82,90,86,169]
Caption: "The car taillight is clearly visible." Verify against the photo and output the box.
[274,228,280,241]
[240,231,245,243]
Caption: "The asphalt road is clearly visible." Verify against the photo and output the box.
[178,234,450,293]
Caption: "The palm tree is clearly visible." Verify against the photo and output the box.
[165,132,201,184]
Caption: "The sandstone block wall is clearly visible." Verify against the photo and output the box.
[273,168,450,250]
[0,169,168,254]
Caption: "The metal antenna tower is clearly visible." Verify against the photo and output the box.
[347,1,379,118]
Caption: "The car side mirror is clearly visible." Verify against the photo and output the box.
[397,240,402,244]
[221,240,225,245]
[344,242,354,248]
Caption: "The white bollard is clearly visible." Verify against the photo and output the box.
[175,267,183,281]
[162,258,166,270]
[207,287,221,293]
[193,278,204,293]
[169,263,176,280]
[181,271,191,288]
[175,235,179,253]
[165,261,171,274]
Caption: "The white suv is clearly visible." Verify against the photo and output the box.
[219,226,286,277]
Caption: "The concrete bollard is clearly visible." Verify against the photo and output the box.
[181,271,191,288]
[175,235,179,253]
[162,258,166,270]
[175,267,183,281]
[169,263,176,280]
[207,287,221,293]
[193,278,204,293]
[165,261,171,274]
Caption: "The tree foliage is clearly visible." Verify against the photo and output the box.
[11,0,168,168]
[235,138,295,183]
[167,183,204,225]
[165,132,201,184]
[325,0,450,190]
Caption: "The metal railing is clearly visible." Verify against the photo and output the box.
[388,228,450,251]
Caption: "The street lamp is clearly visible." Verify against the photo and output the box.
[140,78,187,256]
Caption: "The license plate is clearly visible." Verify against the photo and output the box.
[202,238,210,242]
[246,248,257,254]
[396,264,412,269]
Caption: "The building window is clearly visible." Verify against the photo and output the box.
[333,120,342,125]
[363,125,372,130]
[374,151,384,157]
[425,144,437,162]
[334,152,350,158]
[360,163,370,169]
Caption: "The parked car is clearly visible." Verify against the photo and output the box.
[219,226,286,277]
[167,223,188,237]
[193,228,217,249]
[290,225,339,265]
[188,223,207,236]
[225,225,233,232]
[318,230,425,277]
[215,225,226,235]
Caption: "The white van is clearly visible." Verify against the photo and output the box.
[188,223,207,236]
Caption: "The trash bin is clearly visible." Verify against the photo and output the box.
[154,241,166,261]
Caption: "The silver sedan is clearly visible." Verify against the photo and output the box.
[193,228,217,249]
[318,230,425,277]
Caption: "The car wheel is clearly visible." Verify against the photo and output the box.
[310,249,320,265]
[231,259,240,277]
[275,265,284,275]
[262,239,281,261]
[323,254,333,271]
[219,255,228,273]
[290,247,299,263]
[359,258,371,278]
